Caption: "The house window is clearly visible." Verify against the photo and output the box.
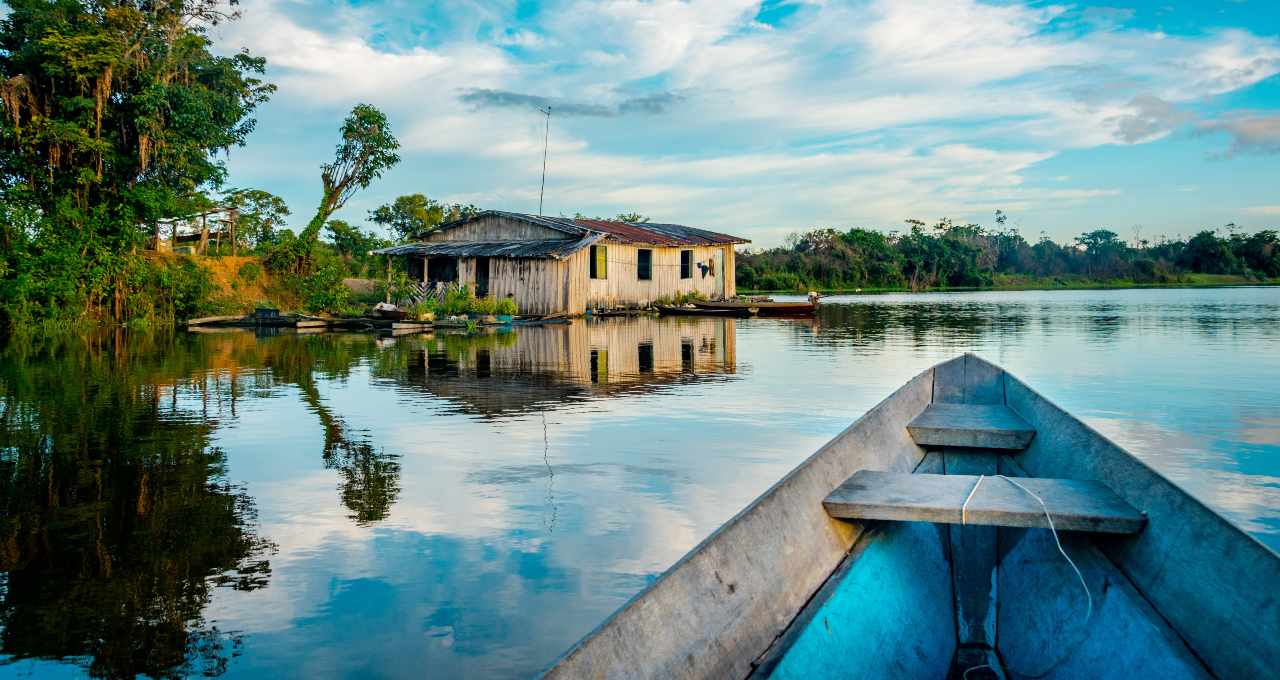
[590,245,607,279]
[680,250,692,279]
[637,249,653,280]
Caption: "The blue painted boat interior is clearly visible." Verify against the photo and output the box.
[764,517,1214,679]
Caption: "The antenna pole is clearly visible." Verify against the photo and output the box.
[538,106,551,216]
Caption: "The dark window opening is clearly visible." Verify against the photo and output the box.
[590,245,607,279]
[637,249,652,281]
[680,250,692,279]
[590,349,608,384]
[427,257,458,284]
[681,341,694,372]
[475,257,491,297]
[638,342,654,373]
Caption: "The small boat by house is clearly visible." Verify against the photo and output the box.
[691,299,816,316]
[373,302,409,321]
[657,304,756,317]
[541,354,1278,679]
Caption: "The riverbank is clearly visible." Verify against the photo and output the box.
[742,273,1280,296]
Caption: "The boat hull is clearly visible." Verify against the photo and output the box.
[692,300,816,316]
[656,305,752,317]
[541,354,1280,680]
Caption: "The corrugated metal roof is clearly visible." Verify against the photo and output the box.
[373,235,600,259]
[571,218,747,246]
[430,210,750,246]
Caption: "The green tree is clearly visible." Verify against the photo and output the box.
[614,212,650,223]
[1232,230,1280,277]
[301,103,400,243]
[1178,230,1240,274]
[266,104,399,275]
[223,187,290,248]
[0,0,274,325]
[369,193,478,241]
[326,219,387,259]
[572,211,651,223]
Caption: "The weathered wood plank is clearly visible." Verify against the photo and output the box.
[184,314,250,326]
[823,471,1146,534]
[907,403,1035,450]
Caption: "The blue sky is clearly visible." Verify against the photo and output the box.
[211,0,1280,246]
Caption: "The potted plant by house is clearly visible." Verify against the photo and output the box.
[495,297,517,323]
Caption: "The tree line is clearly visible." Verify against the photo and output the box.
[738,213,1280,292]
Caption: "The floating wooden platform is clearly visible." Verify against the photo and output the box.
[691,300,816,316]
[823,470,1146,534]
[906,403,1035,450]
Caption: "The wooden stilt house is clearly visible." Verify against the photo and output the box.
[374,211,750,315]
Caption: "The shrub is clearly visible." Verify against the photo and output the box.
[467,296,496,315]
[441,284,472,316]
[238,261,263,284]
[409,299,437,320]
[302,263,353,313]
[494,297,518,316]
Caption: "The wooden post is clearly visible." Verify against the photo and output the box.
[198,213,209,255]
[385,255,392,303]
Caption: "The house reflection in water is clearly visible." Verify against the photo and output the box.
[405,316,738,418]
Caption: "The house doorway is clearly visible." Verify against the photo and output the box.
[476,257,491,297]
[427,257,458,284]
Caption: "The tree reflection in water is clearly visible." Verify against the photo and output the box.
[0,331,274,678]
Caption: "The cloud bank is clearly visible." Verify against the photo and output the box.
[213,0,1280,244]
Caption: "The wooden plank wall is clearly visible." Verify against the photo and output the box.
[584,243,737,309]
[425,214,572,242]
[449,257,570,316]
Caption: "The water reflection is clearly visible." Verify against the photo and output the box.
[2,288,1278,679]
[398,317,737,418]
[0,335,274,678]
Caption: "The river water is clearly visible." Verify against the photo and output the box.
[1,287,1277,678]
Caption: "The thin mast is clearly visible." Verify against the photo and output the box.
[538,105,551,216]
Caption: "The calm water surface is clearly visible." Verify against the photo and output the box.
[2,287,1278,678]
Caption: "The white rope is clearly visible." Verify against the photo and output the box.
[960,474,1095,679]
[996,474,1093,624]
[961,474,985,525]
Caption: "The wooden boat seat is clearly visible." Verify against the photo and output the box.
[824,471,1146,534]
[907,403,1035,450]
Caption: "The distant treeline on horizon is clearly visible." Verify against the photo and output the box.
[736,215,1280,291]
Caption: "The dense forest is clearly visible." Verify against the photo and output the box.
[738,214,1280,292]
[0,1,470,329]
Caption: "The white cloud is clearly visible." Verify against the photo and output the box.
[217,0,1280,244]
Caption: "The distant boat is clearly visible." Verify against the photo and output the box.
[541,354,1278,680]
[691,299,816,316]
[656,304,755,317]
